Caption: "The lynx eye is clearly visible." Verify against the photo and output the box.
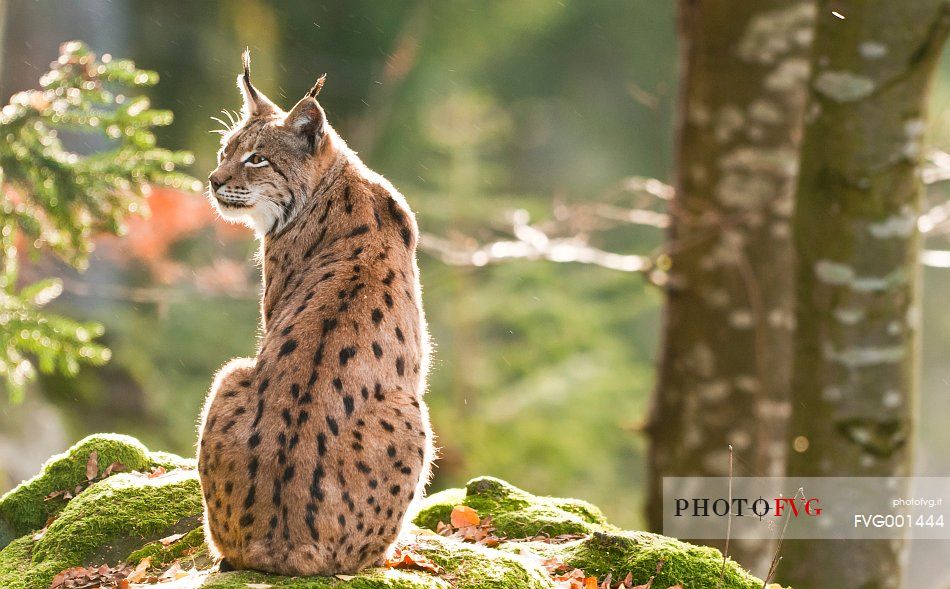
[244,152,269,167]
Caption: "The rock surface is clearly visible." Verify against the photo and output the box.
[0,435,779,589]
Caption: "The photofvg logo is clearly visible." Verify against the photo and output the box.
[662,477,950,540]
[673,495,823,519]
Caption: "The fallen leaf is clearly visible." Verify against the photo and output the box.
[86,451,99,481]
[385,545,443,574]
[631,576,654,589]
[50,566,86,589]
[245,584,273,589]
[335,574,357,580]
[551,568,592,589]
[126,557,151,583]
[147,466,167,479]
[450,505,481,528]
[160,561,183,580]
[50,562,132,589]
[159,532,185,546]
[103,462,124,477]
[541,556,571,574]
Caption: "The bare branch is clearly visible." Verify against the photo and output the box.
[418,209,654,274]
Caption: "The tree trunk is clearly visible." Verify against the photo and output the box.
[646,0,814,573]
[783,2,950,587]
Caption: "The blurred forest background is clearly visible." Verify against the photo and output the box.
[2,1,950,586]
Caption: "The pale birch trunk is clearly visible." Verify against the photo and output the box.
[783,2,950,587]
[646,0,814,573]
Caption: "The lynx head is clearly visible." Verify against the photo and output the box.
[208,50,333,236]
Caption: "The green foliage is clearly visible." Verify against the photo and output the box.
[0,41,197,399]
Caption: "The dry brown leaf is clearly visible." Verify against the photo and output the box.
[450,505,481,528]
[160,561,182,579]
[85,451,99,481]
[552,568,593,589]
[103,462,124,477]
[541,556,570,574]
[50,562,132,589]
[159,532,185,547]
[126,557,151,583]
[631,576,654,589]
[147,466,167,479]
[50,566,86,588]
[385,545,443,574]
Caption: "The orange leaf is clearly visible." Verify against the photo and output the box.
[450,505,481,528]
[147,466,167,479]
[583,577,599,589]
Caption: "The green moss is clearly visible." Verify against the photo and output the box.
[414,477,607,538]
[503,532,765,589]
[415,532,550,589]
[127,526,209,569]
[150,451,197,470]
[204,568,449,588]
[0,433,193,547]
[202,533,548,589]
[0,536,35,589]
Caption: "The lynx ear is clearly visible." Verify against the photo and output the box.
[238,49,278,118]
[285,96,326,153]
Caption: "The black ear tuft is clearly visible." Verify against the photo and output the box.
[238,48,278,118]
[242,49,252,90]
[306,74,327,99]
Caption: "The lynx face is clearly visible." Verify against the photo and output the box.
[208,53,327,236]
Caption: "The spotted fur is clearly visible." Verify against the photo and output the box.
[198,52,433,576]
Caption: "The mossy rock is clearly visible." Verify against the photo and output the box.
[413,476,608,538]
[502,532,765,589]
[205,533,550,589]
[127,525,210,569]
[0,434,778,589]
[0,433,193,547]
[0,470,202,589]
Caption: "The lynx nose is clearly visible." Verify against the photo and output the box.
[208,172,230,193]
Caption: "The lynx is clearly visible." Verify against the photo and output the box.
[197,51,433,576]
